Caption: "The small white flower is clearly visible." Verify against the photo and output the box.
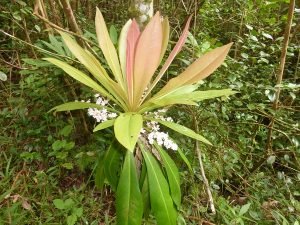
[108,113,117,118]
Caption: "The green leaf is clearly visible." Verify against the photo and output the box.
[114,113,143,152]
[59,125,73,137]
[44,58,111,98]
[189,89,237,101]
[57,31,127,108]
[140,142,177,225]
[116,151,143,225]
[239,203,251,216]
[141,174,151,219]
[49,101,118,113]
[118,19,132,78]
[96,8,124,89]
[155,143,181,208]
[67,214,77,225]
[176,147,192,172]
[109,25,118,45]
[93,120,115,132]
[73,207,83,217]
[53,199,65,209]
[150,119,212,145]
[64,199,75,209]
[104,142,122,191]
[149,89,236,108]
[95,157,106,190]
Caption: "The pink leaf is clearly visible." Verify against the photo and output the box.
[126,19,140,106]
[150,16,192,92]
[133,12,163,106]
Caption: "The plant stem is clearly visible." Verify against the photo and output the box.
[191,108,216,214]
[266,0,295,153]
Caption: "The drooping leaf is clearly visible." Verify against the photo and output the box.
[155,143,181,208]
[140,142,177,225]
[48,101,118,113]
[146,16,192,98]
[44,58,112,99]
[133,12,163,106]
[95,8,124,89]
[116,151,143,225]
[104,141,122,191]
[114,113,143,152]
[156,43,233,98]
[118,19,132,78]
[150,119,212,145]
[93,119,115,132]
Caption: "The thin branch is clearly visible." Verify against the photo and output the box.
[190,107,216,214]
[266,0,295,153]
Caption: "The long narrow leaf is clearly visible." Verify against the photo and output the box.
[176,147,193,172]
[140,142,177,225]
[155,143,181,208]
[116,151,143,225]
[104,141,122,191]
[148,89,236,108]
[96,8,124,89]
[149,119,212,145]
[156,43,233,98]
[118,19,132,79]
[48,102,119,113]
[44,58,112,99]
[58,31,127,109]
[126,19,140,106]
[93,119,115,132]
[143,16,192,100]
[133,12,163,106]
[159,17,170,63]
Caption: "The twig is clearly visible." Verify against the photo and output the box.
[266,0,295,153]
[190,107,216,214]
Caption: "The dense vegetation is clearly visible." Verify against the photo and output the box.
[0,0,299,224]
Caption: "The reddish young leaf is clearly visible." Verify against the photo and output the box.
[126,19,140,106]
[144,16,192,99]
[133,12,163,107]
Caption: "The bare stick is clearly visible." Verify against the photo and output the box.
[191,108,216,214]
[266,0,295,153]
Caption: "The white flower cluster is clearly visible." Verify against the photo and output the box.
[87,94,117,122]
[143,110,178,151]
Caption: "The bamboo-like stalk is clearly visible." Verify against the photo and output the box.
[34,0,52,32]
[266,0,295,153]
